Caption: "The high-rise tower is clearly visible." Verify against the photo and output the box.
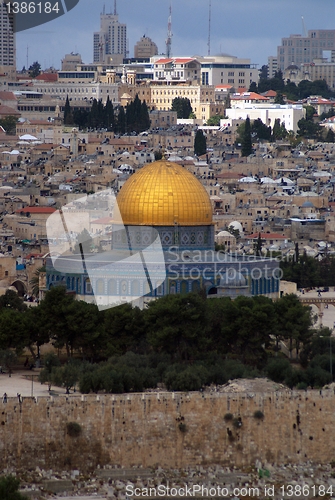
[93,2,127,64]
[0,4,16,75]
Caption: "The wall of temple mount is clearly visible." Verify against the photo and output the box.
[0,390,334,471]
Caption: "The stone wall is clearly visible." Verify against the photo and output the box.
[0,389,334,471]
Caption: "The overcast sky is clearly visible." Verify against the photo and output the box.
[16,0,335,71]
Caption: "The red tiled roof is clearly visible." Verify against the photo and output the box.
[231,92,269,101]
[155,57,196,65]
[262,90,277,97]
[0,105,20,116]
[0,91,17,101]
[35,73,58,82]
[155,58,173,64]
[16,207,56,214]
[215,84,233,89]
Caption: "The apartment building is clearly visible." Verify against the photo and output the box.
[0,3,15,77]
[277,30,335,72]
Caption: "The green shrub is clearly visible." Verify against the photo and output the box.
[223,413,233,422]
[253,410,264,420]
[178,422,187,433]
[0,475,27,499]
[66,421,82,437]
[266,358,292,383]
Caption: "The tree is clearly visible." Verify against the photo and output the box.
[116,106,126,134]
[145,293,209,361]
[297,118,322,139]
[274,92,285,104]
[259,65,268,80]
[28,61,41,78]
[125,95,150,133]
[63,95,73,125]
[206,115,224,126]
[73,228,93,255]
[0,116,18,135]
[251,118,272,141]
[39,352,61,391]
[241,116,252,156]
[194,129,207,156]
[171,97,193,119]
[325,128,335,143]
[0,475,27,500]
[274,294,314,359]
[254,233,264,256]
[29,266,45,297]
[104,95,114,129]
[272,118,287,141]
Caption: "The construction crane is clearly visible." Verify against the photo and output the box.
[207,0,211,56]
[165,4,172,58]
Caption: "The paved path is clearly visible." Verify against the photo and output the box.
[0,370,74,399]
[297,288,335,330]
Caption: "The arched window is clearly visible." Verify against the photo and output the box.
[96,279,104,295]
[85,279,92,294]
[131,280,140,296]
[108,279,117,295]
[180,280,188,295]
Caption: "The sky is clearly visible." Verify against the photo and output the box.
[16,0,335,71]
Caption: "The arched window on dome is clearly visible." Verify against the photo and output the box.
[96,279,104,295]
[144,281,151,296]
[131,280,140,296]
[120,280,128,296]
[108,279,117,295]
[191,280,200,292]
[85,279,92,294]
[169,281,176,294]
[180,280,188,295]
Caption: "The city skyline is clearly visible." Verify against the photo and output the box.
[16,0,335,71]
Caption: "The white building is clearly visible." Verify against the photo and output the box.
[225,104,305,133]
[199,55,259,88]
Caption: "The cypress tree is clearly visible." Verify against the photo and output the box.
[63,95,73,125]
[104,95,114,130]
[241,116,252,156]
[194,129,207,156]
[141,100,150,131]
[117,106,126,134]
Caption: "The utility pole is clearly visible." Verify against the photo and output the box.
[207,0,211,56]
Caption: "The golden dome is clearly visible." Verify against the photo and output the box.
[115,160,213,226]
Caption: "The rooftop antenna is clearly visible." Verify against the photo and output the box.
[102,3,105,14]
[114,0,117,15]
[165,4,172,58]
[302,16,307,37]
[207,0,211,56]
